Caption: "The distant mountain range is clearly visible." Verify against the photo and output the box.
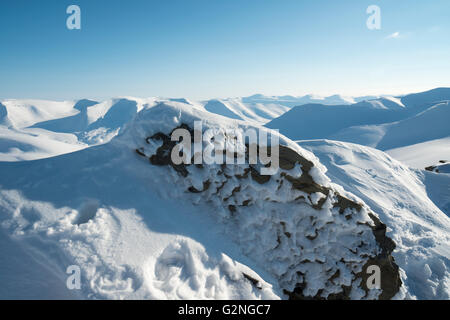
[266,88,450,167]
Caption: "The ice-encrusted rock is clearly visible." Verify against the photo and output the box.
[124,102,402,299]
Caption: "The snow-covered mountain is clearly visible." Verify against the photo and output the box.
[0,93,374,162]
[266,88,450,169]
[0,98,155,161]
[0,90,449,300]
[203,98,290,124]
[266,99,406,141]
[201,94,373,125]
[331,101,450,152]
[242,94,364,107]
[267,88,450,140]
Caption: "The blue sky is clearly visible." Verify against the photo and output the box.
[1,0,449,100]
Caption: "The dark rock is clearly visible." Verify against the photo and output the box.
[242,199,251,206]
[283,173,330,197]
[250,166,271,184]
[333,194,363,214]
[188,180,211,193]
[135,148,146,157]
[242,273,262,289]
[278,145,314,171]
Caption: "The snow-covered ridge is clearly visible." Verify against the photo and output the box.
[266,88,450,171]
[266,88,450,141]
[0,93,364,162]
[0,97,159,161]
[330,101,450,151]
[124,102,402,299]
[201,94,375,125]
[0,90,414,162]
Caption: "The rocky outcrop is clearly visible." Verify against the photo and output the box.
[135,124,401,300]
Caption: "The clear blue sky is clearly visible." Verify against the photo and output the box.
[1,0,449,100]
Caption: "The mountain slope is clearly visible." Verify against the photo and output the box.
[266,103,406,141]
[0,126,86,162]
[0,99,77,129]
[203,98,291,124]
[386,137,450,169]
[0,98,156,161]
[299,139,450,299]
[330,101,450,151]
[242,94,359,107]
[202,94,367,125]
[401,87,450,110]
[266,88,450,142]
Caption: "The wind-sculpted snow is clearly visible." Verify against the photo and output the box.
[130,103,401,299]
[144,240,278,299]
[0,158,279,299]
